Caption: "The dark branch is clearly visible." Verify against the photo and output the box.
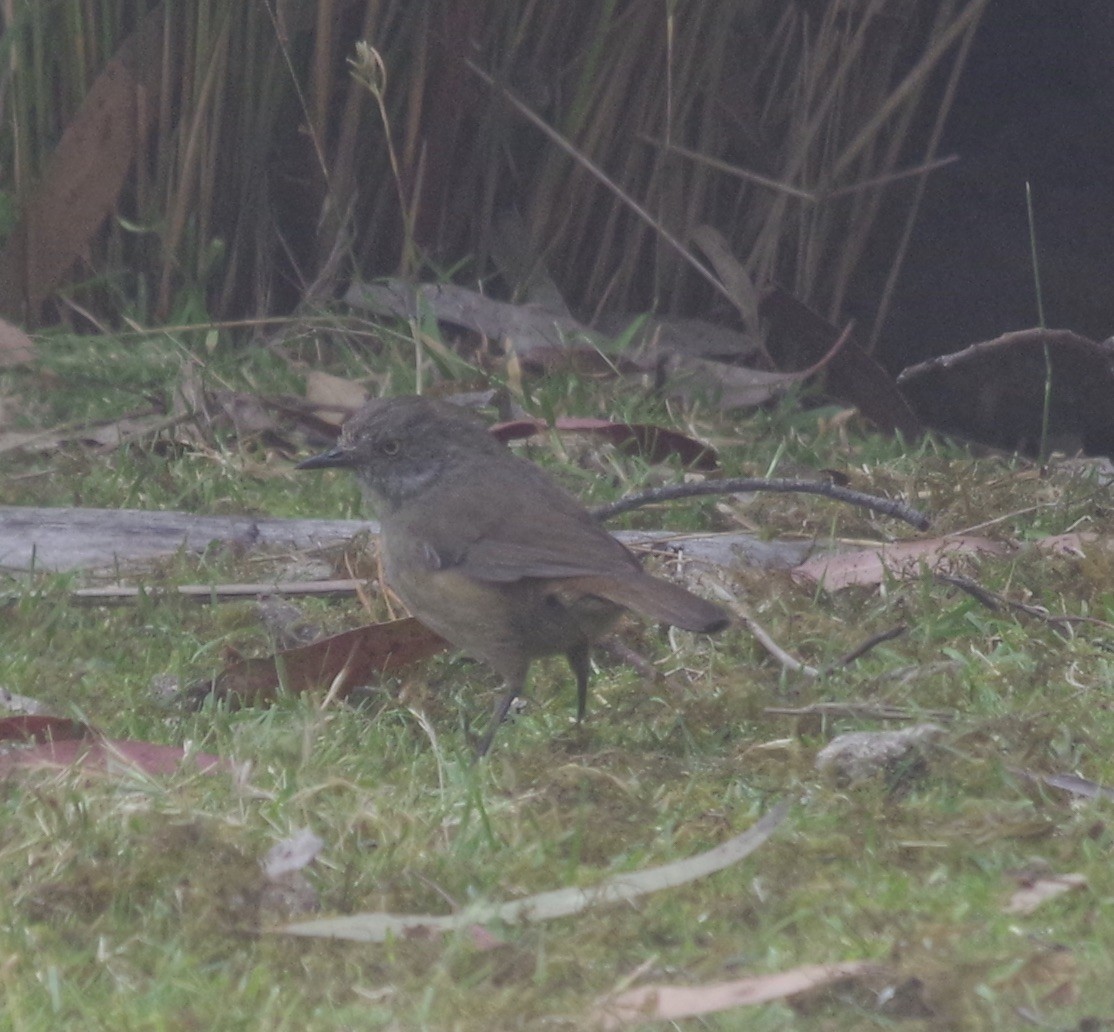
[832,624,908,667]
[592,477,931,531]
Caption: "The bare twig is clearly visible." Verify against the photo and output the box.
[765,702,955,722]
[831,624,907,668]
[593,477,931,531]
[936,573,1002,610]
[596,639,661,683]
[728,598,818,678]
[937,574,1114,633]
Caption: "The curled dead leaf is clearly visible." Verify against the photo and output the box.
[595,960,883,1029]
[211,618,448,705]
[793,536,1012,590]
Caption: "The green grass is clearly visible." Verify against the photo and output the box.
[3,328,1114,1029]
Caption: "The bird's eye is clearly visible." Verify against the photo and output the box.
[380,438,400,456]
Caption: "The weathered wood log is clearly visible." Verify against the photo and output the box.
[0,506,377,572]
[0,505,809,575]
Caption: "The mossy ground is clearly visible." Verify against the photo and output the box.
[2,329,1113,1030]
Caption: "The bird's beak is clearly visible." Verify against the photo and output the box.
[295,445,353,470]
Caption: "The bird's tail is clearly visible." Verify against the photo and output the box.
[570,573,730,633]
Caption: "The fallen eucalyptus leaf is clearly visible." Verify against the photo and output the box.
[276,803,788,941]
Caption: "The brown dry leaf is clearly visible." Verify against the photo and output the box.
[210,389,280,440]
[1000,945,1079,1010]
[1033,532,1100,557]
[0,409,169,455]
[0,714,94,743]
[759,286,923,437]
[0,10,163,319]
[170,366,349,452]
[595,960,882,1029]
[793,536,1013,590]
[1019,770,1114,802]
[681,357,823,410]
[0,712,227,781]
[171,368,275,448]
[665,320,853,411]
[345,279,587,357]
[0,317,36,367]
[492,416,718,470]
[897,328,1114,455]
[304,371,368,426]
[1004,872,1087,915]
[0,735,227,778]
[346,279,795,409]
[212,618,448,705]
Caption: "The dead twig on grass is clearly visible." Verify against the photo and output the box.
[593,478,930,531]
[937,574,1114,634]
[831,624,908,668]
[765,702,955,723]
[713,594,818,677]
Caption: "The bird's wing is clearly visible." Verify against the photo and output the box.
[414,459,642,582]
[460,509,641,580]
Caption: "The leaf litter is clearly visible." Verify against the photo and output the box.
[6,331,1114,1026]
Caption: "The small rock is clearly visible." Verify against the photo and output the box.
[815,723,945,788]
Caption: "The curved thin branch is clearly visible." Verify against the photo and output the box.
[592,477,931,531]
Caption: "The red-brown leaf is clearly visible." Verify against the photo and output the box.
[212,618,448,705]
[0,736,226,777]
[0,714,93,744]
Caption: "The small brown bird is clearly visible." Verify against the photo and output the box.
[297,395,729,753]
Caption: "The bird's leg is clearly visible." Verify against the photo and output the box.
[475,669,527,757]
[566,643,592,723]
